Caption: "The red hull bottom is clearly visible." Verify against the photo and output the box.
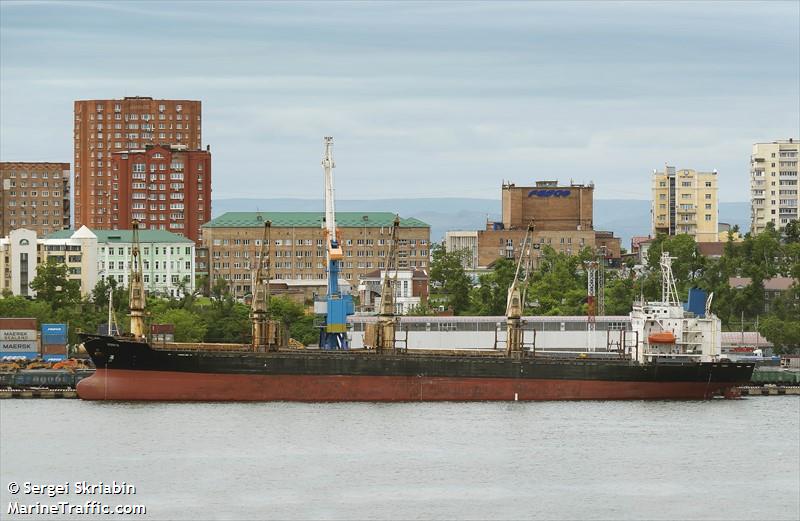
[77,369,741,401]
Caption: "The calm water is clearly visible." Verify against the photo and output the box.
[1,398,798,521]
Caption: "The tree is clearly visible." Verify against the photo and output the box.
[29,258,81,308]
[470,258,517,315]
[152,308,207,342]
[429,245,472,314]
[784,219,800,244]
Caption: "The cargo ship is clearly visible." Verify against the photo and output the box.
[76,224,754,401]
[77,139,753,401]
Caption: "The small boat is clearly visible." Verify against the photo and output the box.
[648,331,676,344]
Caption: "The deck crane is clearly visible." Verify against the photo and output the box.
[128,220,146,339]
[319,137,354,350]
[364,216,401,352]
[506,222,535,357]
[251,219,279,351]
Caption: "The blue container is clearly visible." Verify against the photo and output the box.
[42,354,67,362]
[41,324,67,335]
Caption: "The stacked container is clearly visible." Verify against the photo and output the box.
[0,318,39,360]
[41,323,68,361]
[151,324,175,343]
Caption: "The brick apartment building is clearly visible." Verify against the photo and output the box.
[111,144,211,242]
[73,97,201,229]
[457,181,621,268]
[201,212,431,299]
[0,162,71,236]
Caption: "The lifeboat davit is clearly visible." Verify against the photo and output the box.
[648,331,676,344]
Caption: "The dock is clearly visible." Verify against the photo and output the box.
[0,389,78,399]
[738,386,800,396]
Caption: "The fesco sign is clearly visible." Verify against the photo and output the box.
[528,189,571,198]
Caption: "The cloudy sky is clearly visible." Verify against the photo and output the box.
[1,1,798,202]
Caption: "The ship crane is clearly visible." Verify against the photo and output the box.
[251,219,279,351]
[365,216,401,352]
[319,137,354,350]
[506,222,535,357]
[128,220,146,339]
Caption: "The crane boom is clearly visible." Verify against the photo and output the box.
[506,222,534,356]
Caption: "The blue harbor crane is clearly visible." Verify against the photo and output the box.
[318,136,354,349]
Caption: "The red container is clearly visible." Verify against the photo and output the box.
[0,318,37,330]
[41,343,67,356]
[151,324,175,335]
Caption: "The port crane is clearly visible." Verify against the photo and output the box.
[319,137,354,349]
[129,220,146,339]
[506,222,535,357]
[364,216,401,352]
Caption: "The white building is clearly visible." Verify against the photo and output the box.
[445,231,478,269]
[750,139,799,234]
[358,268,428,315]
[1,226,195,299]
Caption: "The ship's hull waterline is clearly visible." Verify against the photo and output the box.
[77,334,755,402]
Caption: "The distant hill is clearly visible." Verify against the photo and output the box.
[211,198,751,248]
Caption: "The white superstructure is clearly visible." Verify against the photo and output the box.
[629,252,721,363]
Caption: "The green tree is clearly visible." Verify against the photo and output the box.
[152,308,207,342]
[29,258,81,308]
[429,245,472,314]
[470,258,517,315]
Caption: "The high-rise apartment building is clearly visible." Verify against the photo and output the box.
[652,166,718,242]
[73,97,201,229]
[111,144,211,242]
[0,162,70,237]
[750,139,799,235]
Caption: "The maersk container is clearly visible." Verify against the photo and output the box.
[0,329,37,342]
[0,340,39,360]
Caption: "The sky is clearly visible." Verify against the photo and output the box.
[1,1,798,202]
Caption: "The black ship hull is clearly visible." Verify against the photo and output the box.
[77,334,755,401]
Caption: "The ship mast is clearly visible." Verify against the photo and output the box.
[251,220,272,350]
[506,222,535,357]
[375,216,401,352]
[128,220,146,339]
[659,252,680,306]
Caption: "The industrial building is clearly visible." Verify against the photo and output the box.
[448,181,621,269]
[200,212,430,299]
[73,97,201,229]
[750,139,799,234]
[651,165,719,242]
[0,162,71,237]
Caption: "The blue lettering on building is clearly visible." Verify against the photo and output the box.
[527,189,571,198]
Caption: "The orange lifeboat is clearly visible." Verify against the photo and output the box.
[648,331,676,344]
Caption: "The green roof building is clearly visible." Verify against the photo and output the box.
[201,211,431,299]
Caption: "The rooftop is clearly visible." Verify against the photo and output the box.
[202,212,429,229]
[45,226,193,244]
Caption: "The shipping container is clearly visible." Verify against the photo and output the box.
[41,324,67,335]
[42,354,67,362]
[0,329,37,341]
[0,318,37,330]
[152,333,175,343]
[151,324,175,335]
[0,340,39,360]
[41,343,67,357]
